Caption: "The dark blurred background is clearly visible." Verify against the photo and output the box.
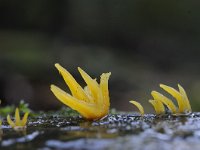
[1,0,200,112]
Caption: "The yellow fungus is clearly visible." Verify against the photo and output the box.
[51,63,111,120]
[160,84,191,113]
[178,84,192,112]
[149,99,165,114]
[131,84,192,115]
[7,108,29,130]
[129,100,144,115]
[151,91,177,113]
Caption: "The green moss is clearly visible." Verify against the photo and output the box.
[0,100,32,117]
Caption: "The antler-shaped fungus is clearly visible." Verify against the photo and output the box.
[51,63,111,120]
[130,84,192,115]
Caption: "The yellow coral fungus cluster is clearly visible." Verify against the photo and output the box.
[7,108,29,130]
[51,63,111,120]
[130,84,192,115]
[129,100,145,115]
[50,63,193,119]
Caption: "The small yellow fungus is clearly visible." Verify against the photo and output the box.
[149,99,165,114]
[129,100,144,115]
[160,84,192,113]
[51,63,111,120]
[177,84,192,111]
[150,84,192,114]
[151,91,177,114]
[7,108,29,130]
[131,84,192,115]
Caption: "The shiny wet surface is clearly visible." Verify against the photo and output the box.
[1,113,200,150]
